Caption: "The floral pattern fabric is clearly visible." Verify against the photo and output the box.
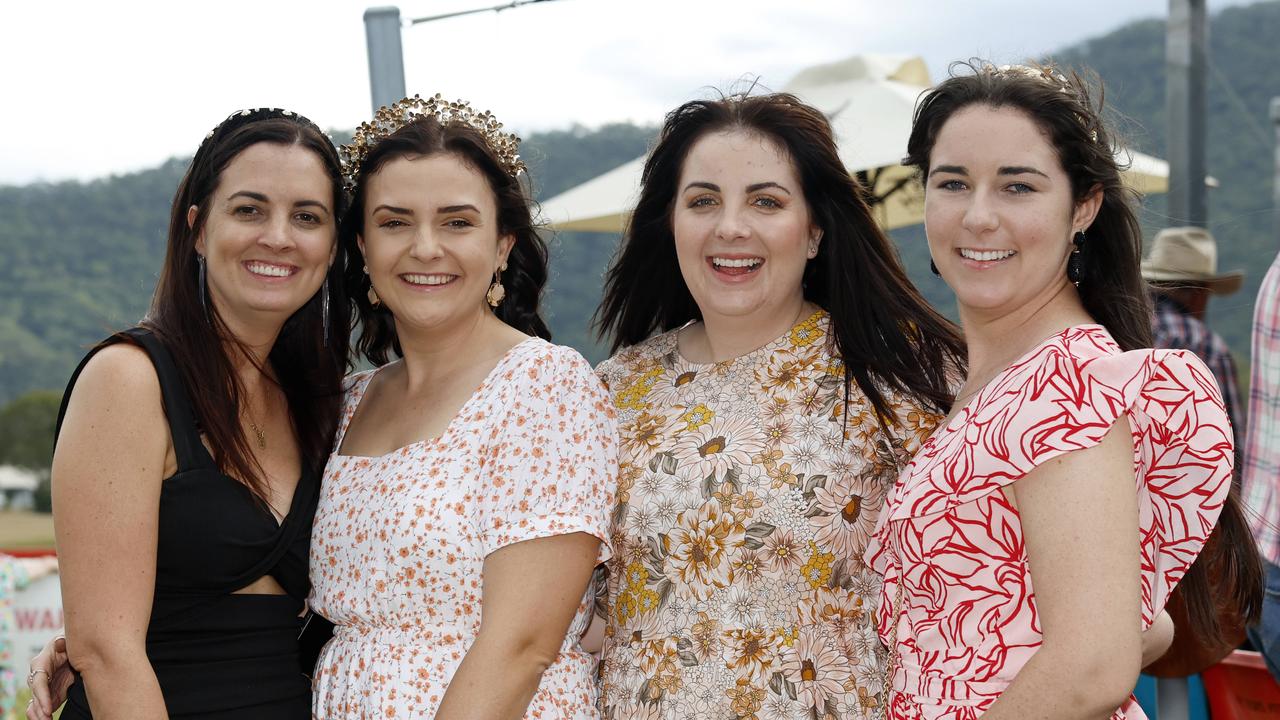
[597,310,939,720]
[866,325,1233,720]
[309,338,618,719]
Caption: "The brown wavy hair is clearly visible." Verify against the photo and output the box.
[594,91,965,423]
[142,109,350,498]
[905,61,1261,643]
[342,116,551,366]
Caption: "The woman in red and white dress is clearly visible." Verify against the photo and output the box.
[866,63,1261,719]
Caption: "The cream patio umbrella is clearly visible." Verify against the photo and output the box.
[538,54,1174,233]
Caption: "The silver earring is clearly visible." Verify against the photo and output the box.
[321,278,330,348]
[197,254,209,319]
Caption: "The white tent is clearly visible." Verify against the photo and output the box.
[538,54,1174,233]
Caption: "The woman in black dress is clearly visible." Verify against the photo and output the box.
[35,108,348,719]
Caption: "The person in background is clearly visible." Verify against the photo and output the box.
[1142,226,1245,435]
[1243,249,1280,681]
[2,554,56,717]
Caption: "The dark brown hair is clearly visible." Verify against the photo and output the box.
[343,116,550,366]
[905,61,1153,351]
[594,92,965,422]
[906,61,1261,641]
[142,109,349,498]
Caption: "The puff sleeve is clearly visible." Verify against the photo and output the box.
[477,343,619,564]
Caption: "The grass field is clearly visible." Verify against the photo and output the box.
[0,511,55,549]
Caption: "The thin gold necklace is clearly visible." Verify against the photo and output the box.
[248,420,267,450]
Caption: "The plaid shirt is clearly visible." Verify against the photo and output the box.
[1243,253,1280,564]
[1150,293,1244,437]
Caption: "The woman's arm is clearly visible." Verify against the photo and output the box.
[980,417,1143,720]
[435,532,601,720]
[1141,610,1174,668]
[53,344,171,719]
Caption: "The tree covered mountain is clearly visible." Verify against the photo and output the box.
[1,0,1277,405]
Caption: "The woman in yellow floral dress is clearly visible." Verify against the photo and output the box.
[591,93,965,720]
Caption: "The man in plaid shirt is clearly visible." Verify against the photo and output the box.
[1244,250,1280,680]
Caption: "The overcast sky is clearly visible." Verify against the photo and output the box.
[1,0,1257,185]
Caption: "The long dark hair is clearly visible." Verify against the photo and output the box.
[905,61,1153,351]
[343,116,550,366]
[906,62,1261,641]
[140,109,349,498]
[595,92,965,421]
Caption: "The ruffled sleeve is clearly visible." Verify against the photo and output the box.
[869,326,1233,615]
[477,343,619,564]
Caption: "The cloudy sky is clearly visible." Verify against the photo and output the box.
[1,0,1255,185]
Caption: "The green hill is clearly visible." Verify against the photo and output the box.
[1,0,1278,405]
[0,125,653,403]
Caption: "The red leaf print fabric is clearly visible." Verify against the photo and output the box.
[866,325,1232,719]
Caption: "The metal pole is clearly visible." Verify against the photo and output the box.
[1272,97,1280,249]
[1166,0,1209,227]
[364,6,406,114]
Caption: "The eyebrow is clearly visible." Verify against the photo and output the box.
[228,190,330,212]
[746,182,791,195]
[998,165,1049,178]
[928,164,1049,179]
[371,204,415,215]
[681,181,792,194]
[683,181,719,193]
[438,204,480,214]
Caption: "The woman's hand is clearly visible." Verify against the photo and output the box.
[25,635,73,720]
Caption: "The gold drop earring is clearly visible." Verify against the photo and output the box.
[364,265,381,307]
[486,261,508,307]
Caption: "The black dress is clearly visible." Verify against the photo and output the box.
[56,329,316,718]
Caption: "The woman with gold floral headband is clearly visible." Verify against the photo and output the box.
[306,96,617,719]
[590,92,964,720]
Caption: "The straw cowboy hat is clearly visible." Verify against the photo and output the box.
[1141,226,1244,295]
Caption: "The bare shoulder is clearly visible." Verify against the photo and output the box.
[67,343,157,409]
[59,342,167,440]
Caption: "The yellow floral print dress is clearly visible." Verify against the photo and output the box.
[596,310,938,720]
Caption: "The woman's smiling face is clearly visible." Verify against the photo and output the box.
[192,141,336,327]
[924,104,1098,321]
[671,129,819,329]
[359,152,513,335]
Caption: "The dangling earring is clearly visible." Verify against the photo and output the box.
[320,278,331,348]
[197,254,210,319]
[929,259,940,276]
[1067,231,1085,287]
[486,261,508,308]
[363,265,381,307]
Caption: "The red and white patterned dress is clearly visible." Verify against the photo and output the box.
[866,325,1233,719]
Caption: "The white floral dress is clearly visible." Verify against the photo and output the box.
[309,338,618,719]
[596,310,939,720]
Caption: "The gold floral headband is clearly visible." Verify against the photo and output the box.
[981,63,1101,143]
[339,94,525,193]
